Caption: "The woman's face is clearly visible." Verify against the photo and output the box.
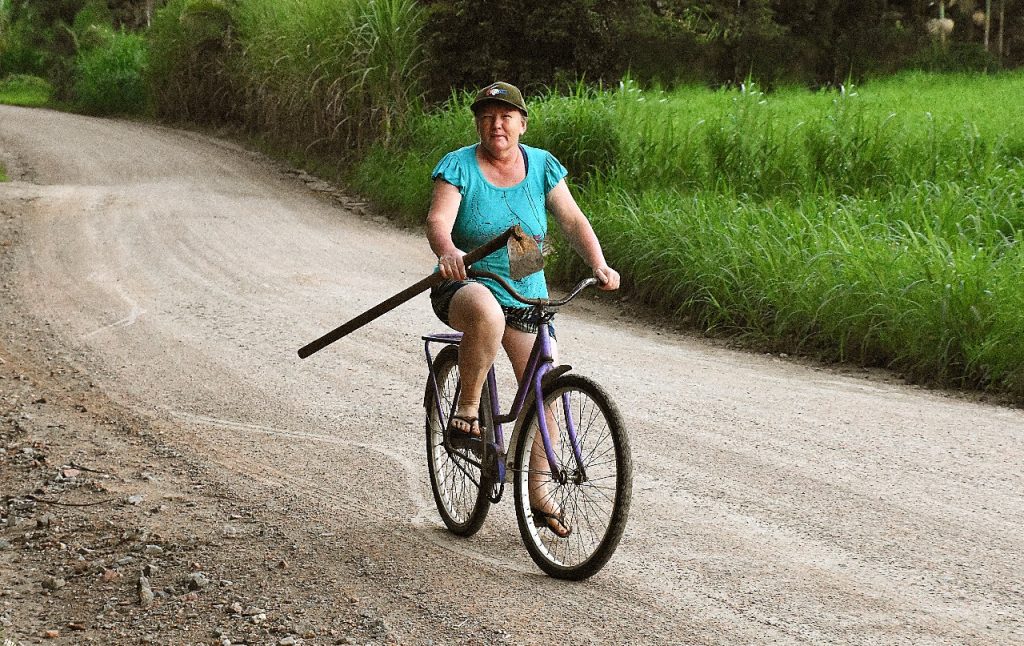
[475,102,527,157]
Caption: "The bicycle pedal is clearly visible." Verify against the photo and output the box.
[447,430,484,453]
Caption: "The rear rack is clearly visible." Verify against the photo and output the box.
[422,332,463,344]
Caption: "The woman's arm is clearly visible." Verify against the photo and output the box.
[425,179,469,281]
[546,180,620,290]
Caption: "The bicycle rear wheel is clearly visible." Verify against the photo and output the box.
[425,345,492,536]
[512,374,632,579]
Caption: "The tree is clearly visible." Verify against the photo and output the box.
[422,0,674,95]
[655,0,786,82]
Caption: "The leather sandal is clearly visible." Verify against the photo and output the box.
[446,415,483,450]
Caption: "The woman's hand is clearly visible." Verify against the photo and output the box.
[438,250,468,281]
[594,265,620,291]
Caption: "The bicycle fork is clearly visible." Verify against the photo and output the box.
[530,365,589,485]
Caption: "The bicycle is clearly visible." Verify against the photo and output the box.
[422,268,633,580]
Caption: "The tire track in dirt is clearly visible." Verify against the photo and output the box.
[170,415,725,644]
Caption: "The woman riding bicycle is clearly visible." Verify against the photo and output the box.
[426,81,620,538]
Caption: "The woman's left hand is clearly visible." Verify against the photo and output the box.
[593,265,620,291]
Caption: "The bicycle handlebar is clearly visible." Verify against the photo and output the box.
[467,270,599,308]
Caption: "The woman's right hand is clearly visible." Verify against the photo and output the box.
[438,250,468,281]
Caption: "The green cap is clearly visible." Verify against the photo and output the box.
[470,82,528,116]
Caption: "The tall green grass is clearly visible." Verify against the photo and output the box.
[0,3,49,78]
[148,0,237,123]
[611,76,1013,199]
[232,0,424,154]
[146,0,425,151]
[577,173,1024,391]
[352,71,1024,398]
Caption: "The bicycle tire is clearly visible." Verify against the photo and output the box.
[512,374,632,579]
[425,345,492,536]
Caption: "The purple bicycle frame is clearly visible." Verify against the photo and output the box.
[423,321,588,483]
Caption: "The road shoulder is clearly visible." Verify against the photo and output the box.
[0,189,388,646]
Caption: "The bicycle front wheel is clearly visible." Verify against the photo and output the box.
[425,345,492,536]
[512,374,632,579]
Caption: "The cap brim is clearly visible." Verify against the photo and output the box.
[470,97,527,116]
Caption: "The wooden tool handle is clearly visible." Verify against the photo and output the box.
[297,227,517,359]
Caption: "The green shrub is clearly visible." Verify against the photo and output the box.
[72,0,116,51]
[72,0,113,33]
[73,28,148,115]
[0,73,52,106]
[0,5,49,76]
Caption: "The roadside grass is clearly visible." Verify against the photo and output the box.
[0,163,7,182]
[147,0,237,123]
[610,73,1017,199]
[573,172,1024,392]
[73,28,149,115]
[230,0,425,155]
[350,71,1024,397]
[0,74,52,107]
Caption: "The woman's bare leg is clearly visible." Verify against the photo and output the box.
[447,283,505,432]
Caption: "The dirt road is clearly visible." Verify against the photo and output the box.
[1,105,1022,645]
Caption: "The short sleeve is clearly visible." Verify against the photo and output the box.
[431,150,466,189]
[543,152,568,194]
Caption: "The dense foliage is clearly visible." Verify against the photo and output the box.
[421,0,702,95]
[0,73,52,106]
[419,0,1023,91]
[147,0,236,122]
[0,0,148,111]
[3,1,1023,102]
[229,0,425,152]
[72,26,147,114]
[351,72,1024,396]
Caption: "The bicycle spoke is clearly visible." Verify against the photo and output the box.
[425,346,491,536]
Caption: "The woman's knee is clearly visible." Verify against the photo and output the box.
[448,284,504,335]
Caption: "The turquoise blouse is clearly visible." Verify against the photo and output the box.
[431,143,568,308]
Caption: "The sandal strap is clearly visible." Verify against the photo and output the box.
[448,415,482,438]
